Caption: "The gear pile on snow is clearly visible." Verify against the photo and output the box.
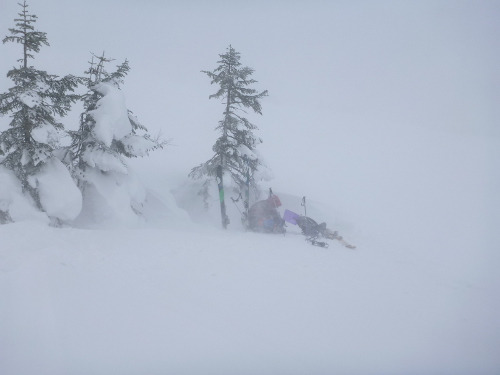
[241,191,356,249]
[284,210,356,249]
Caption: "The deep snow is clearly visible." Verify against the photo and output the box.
[1,125,499,375]
[1,216,499,374]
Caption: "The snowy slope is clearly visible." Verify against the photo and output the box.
[0,220,495,375]
[1,135,499,375]
[1,104,499,375]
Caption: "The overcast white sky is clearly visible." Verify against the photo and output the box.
[2,0,498,134]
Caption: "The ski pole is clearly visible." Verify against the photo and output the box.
[231,193,244,215]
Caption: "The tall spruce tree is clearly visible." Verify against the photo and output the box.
[64,52,166,223]
[0,1,80,212]
[189,45,268,225]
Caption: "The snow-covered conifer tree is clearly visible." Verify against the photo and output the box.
[189,45,268,212]
[65,53,166,225]
[0,1,82,224]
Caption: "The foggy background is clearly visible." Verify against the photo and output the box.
[2,1,498,137]
[1,0,499,240]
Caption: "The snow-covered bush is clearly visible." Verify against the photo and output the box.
[65,54,166,227]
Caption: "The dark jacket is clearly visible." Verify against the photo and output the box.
[248,198,282,231]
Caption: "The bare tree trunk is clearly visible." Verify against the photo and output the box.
[216,165,229,229]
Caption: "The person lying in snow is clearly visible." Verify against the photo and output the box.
[247,194,286,233]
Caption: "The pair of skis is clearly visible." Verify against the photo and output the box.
[294,224,356,249]
[285,197,356,249]
[307,224,356,250]
[323,229,357,249]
